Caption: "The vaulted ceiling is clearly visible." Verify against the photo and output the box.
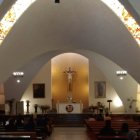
[0,0,140,84]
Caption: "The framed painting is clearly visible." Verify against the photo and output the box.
[33,83,45,98]
[94,81,106,98]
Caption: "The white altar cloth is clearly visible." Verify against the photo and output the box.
[56,102,83,114]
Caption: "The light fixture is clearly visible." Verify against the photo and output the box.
[12,71,24,83]
[107,100,112,112]
[116,70,127,80]
[113,96,123,107]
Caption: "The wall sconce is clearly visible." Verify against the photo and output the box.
[13,71,24,83]
[116,70,127,80]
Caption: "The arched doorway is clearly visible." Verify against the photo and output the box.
[51,53,89,108]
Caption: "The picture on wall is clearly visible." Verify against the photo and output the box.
[94,81,106,98]
[33,83,45,98]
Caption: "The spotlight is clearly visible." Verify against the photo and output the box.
[116,70,127,80]
[12,71,24,83]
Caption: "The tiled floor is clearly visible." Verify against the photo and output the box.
[46,127,91,140]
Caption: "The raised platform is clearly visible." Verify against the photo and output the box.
[47,113,140,127]
[48,113,90,127]
[1,113,140,127]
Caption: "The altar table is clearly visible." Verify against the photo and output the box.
[56,102,83,114]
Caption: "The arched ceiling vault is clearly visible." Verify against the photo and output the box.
[0,0,140,83]
[4,49,137,113]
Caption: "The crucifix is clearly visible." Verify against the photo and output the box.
[64,67,76,92]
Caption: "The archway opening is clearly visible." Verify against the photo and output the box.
[51,52,89,109]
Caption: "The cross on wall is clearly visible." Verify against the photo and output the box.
[64,67,76,92]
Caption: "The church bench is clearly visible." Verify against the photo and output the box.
[0,126,50,138]
[0,135,30,139]
[97,135,140,140]
[97,135,127,140]
[85,120,140,135]
[0,131,37,140]
[85,119,140,127]
[85,119,139,125]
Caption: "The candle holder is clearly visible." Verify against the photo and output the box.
[26,100,30,114]
[34,104,38,114]
[107,100,112,113]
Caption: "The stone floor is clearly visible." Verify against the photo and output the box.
[46,127,91,140]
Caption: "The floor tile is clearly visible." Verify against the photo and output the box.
[46,127,90,140]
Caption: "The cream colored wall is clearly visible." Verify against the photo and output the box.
[21,53,125,114]
[21,62,51,114]
[89,61,125,114]
[85,51,137,114]
[136,84,140,112]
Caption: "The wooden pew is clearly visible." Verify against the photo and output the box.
[85,119,140,135]
[0,132,37,140]
[0,135,30,139]
[97,135,140,140]
[97,135,127,140]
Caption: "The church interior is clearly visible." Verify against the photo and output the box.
[0,0,140,139]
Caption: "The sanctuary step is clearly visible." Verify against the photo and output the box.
[48,114,90,127]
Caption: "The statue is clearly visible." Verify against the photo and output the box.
[64,67,76,92]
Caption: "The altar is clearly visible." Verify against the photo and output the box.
[56,102,83,114]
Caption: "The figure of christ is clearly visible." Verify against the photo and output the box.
[64,67,76,92]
